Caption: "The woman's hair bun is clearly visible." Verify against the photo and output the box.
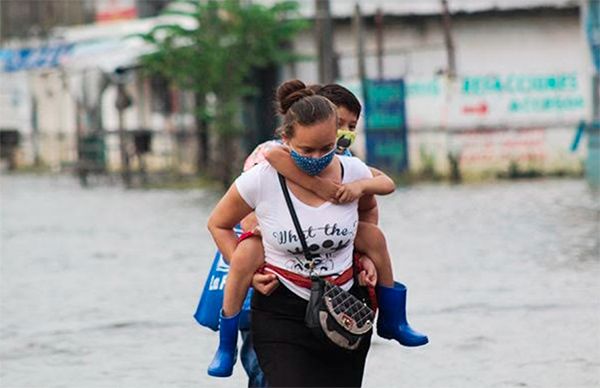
[276,79,316,114]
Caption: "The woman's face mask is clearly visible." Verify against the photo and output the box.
[289,146,336,176]
[285,115,338,176]
[336,128,356,152]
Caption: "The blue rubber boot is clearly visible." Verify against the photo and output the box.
[207,311,239,377]
[376,282,429,347]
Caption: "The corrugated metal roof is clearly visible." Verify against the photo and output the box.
[255,0,580,17]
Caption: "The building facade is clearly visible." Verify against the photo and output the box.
[285,1,590,177]
[0,0,593,179]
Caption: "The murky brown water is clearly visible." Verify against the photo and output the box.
[1,174,599,387]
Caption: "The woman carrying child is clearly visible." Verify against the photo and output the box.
[206,80,427,386]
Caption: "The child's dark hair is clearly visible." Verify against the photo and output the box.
[276,80,337,138]
[314,84,361,119]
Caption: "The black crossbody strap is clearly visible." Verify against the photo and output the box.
[278,173,314,262]
[277,160,345,267]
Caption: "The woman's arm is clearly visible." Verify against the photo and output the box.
[207,184,254,263]
[265,145,340,201]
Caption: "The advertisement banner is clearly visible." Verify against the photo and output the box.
[406,72,589,130]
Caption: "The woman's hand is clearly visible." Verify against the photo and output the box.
[251,225,261,237]
[357,255,377,287]
[240,212,259,232]
[252,272,279,295]
[312,177,341,202]
[336,181,364,203]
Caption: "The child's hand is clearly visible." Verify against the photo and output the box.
[335,181,364,203]
[313,177,341,202]
[357,255,377,287]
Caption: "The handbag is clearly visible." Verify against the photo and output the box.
[278,173,374,350]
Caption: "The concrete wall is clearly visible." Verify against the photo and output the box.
[290,8,585,80]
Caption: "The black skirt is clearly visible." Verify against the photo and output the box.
[251,283,372,388]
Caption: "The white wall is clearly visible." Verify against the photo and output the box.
[0,72,32,132]
[456,11,586,73]
[291,9,587,81]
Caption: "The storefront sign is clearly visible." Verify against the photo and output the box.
[0,44,75,72]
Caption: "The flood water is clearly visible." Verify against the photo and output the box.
[1,174,599,388]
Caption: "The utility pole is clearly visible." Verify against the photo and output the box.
[0,0,4,43]
[31,97,42,167]
[583,0,600,187]
[114,68,133,187]
[116,82,132,188]
[375,7,384,79]
[352,3,366,82]
[315,0,335,83]
[440,0,456,78]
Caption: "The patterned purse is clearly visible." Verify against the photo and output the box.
[278,174,374,350]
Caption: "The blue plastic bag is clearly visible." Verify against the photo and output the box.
[194,250,229,331]
[194,226,253,331]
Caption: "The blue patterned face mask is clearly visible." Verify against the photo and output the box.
[290,146,336,176]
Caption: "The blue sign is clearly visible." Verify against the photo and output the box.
[364,79,406,130]
[0,44,74,72]
[363,79,409,173]
[365,129,408,173]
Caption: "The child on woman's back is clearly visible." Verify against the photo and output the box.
[207,82,427,378]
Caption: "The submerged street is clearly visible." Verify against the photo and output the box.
[1,175,598,387]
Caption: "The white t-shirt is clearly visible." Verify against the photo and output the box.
[235,156,372,300]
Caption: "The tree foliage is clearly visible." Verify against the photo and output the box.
[133,0,308,183]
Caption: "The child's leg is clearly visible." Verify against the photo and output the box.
[222,235,265,317]
[353,222,394,287]
[354,222,428,347]
[208,235,265,378]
